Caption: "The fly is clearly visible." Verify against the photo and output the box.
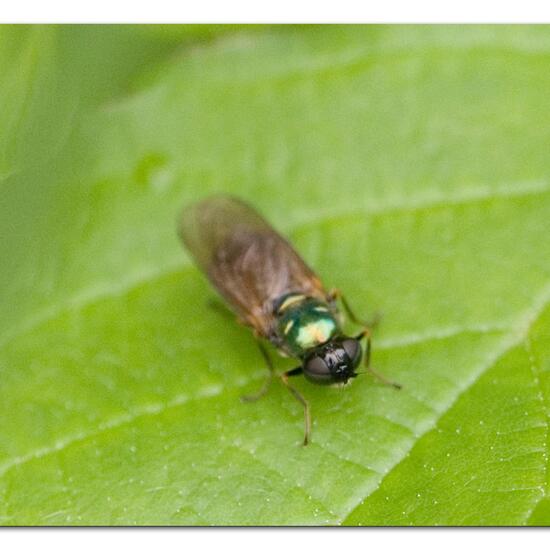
[177,195,400,445]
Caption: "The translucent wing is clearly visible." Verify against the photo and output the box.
[178,195,326,337]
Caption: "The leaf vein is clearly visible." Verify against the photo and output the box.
[338,280,550,524]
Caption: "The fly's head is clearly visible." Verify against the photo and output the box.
[302,337,362,385]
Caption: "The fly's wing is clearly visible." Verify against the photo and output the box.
[178,195,325,337]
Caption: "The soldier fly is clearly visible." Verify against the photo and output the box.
[178,195,400,445]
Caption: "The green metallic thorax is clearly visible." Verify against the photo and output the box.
[275,294,340,357]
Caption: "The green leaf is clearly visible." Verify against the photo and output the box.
[1,25,550,526]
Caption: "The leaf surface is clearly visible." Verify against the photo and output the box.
[1,25,550,525]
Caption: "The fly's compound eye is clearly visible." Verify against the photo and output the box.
[342,338,362,368]
[303,355,333,385]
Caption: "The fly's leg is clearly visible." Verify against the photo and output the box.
[241,341,275,402]
[356,329,401,390]
[328,288,381,329]
[281,367,311,446]
[208,303,274,400]
[330,286,402,390]
[208,298,314,428]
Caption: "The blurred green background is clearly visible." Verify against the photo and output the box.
[0,25,549,525]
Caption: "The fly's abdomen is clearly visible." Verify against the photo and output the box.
[275,294,340,357]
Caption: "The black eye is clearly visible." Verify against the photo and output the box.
[342,339,362,366]
[303,356,333,385]
[305,356,330,375]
